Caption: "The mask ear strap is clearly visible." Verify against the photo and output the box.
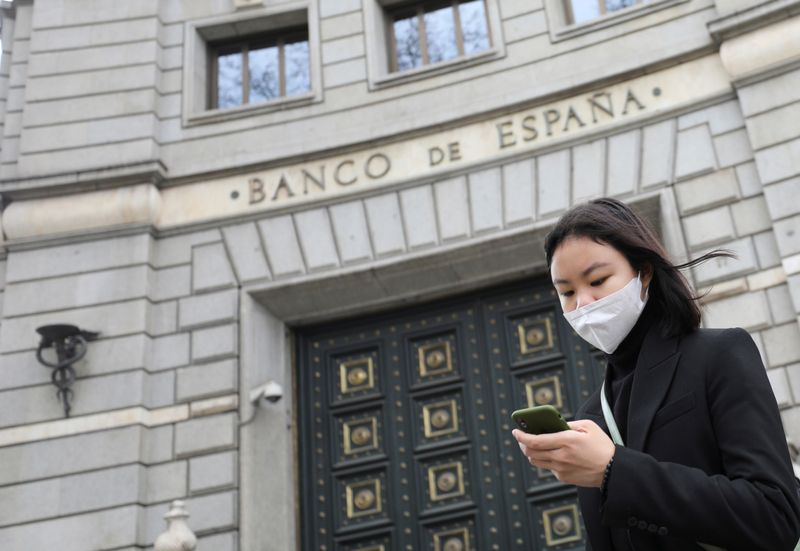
[637,271,650,299]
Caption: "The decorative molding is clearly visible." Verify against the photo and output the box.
[747,266,788,291]
[0,394,239,448]
[159,56,730,230]
[718,15,800,83]
[233,0,264,8]
[3,183,161,240]
[0,161,166,198]
[697,266,789,304]
[708,0,800,42]
[0,57,731,242]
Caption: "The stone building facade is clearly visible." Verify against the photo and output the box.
[0,0,799,549]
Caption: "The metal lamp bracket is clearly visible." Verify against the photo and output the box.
[35,324,99,418]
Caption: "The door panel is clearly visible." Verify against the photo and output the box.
[481,286,601,550]
[298,280,602,550]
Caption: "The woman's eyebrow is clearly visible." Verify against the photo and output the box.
[582,261,610,277]
[552,261,610,284]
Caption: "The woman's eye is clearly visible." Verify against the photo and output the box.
[590,278,607,287]
[559,290,574,298]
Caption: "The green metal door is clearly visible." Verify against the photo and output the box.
[297,279,602,550]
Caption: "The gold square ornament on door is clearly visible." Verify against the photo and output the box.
[423,400,459,438]
[428,462,466,501]
[525,376,564,409]
[339,357,376,394]
[418,341,454,377]
[342,417,379,456]
[345,479,383,519]
[433,527,471,551]
[518,318,554,355]
[542,504,583,546]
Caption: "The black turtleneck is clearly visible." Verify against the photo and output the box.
[603,299,657,444]
[602,301,659,551]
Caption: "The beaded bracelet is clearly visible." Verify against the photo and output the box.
[600,456,614,498]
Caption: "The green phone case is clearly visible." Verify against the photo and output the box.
[511,405,570,434]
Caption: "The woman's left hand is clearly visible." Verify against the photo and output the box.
[512,420,616,487]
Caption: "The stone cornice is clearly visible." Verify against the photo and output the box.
[3,183,161,240]
[708,0,800,41]
[0,160,167,200]
[718,13,800,83]
[0,55,733,242]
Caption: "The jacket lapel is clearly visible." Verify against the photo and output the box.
[626,326,681,450]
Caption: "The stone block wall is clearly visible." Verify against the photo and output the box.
[0,0,165,179]
[0,0,719,181]
[0,91,795,551]
[674,99,800,412]
[0,231,241,550]
[733,65,800,439]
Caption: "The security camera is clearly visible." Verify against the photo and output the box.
[249,380,284,404]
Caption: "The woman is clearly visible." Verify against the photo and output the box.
[513,198,800,551]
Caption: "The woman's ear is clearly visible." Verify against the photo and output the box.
[641,264,654,293]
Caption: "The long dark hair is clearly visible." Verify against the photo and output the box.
[543,198,732,337]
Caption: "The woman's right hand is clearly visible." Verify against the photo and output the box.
[513,420,615,488]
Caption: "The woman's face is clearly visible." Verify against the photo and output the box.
[550,236,650,313]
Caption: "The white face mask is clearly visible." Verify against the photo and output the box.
[562,274,648,354]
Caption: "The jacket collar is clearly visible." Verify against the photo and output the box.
[579,325,681,450]
[626,324,681,450]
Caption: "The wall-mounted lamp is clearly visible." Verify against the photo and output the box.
[35,324,99,418]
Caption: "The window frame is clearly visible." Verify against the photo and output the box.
[546,0,691,41]
[563,0,647,25]
[386,0,493,73]
[364,0,503,89]
[209,27,310,110]
[182,5,321,127]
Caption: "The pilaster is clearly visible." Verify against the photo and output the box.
[714,2,800,329]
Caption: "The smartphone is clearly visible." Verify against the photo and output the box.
[511,405,570,434]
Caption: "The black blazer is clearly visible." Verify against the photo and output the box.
[576,326,800,551]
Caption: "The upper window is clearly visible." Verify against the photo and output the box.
[388,0,491,73]
[565,0,645,25]
[210,29,311,110]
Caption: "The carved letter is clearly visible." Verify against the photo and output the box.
[497,120,516,149]
[622,89,646,115]
[271,174,296,201]
[365,153,391,179]
[302,166,326,194]
[522,115,538,142]
[588,91,614,123]
[334,160,358,186]
[543,109,560,137]
[249,178,266,204]
[563,106,586,132]
[429,146,445,166]
[448,142,462,162]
